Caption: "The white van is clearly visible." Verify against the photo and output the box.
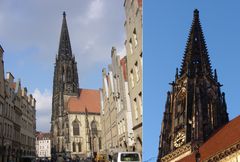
[112,152,141,162]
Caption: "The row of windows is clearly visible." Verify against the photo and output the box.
[0,121,34,147]
[13,130,21,142]
[72,120,98,136]
[118,119,126,135]
[21,118,34,131]
[21,134,35,147]
[0,101,35,129]
[21,104,35,121]
[117,100,124,113]
[72,142,82,152]
[133,92,142,120]
[38,151,50,156]
[39,145,50,149]
[0,122,13,138]
[129,28,138,55]
[0,102,14,121]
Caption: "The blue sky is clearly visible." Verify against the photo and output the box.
[144,1,240,161]
[0,0,125,132]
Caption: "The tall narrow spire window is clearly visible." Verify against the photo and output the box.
[62,67,65,82]
[67,67,72,82]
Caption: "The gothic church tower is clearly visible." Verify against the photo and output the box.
[158,10,229,162]
[51,12,79,153]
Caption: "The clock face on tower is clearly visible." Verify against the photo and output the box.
[173,131,185,148]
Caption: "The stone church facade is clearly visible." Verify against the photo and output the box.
[157,10,229,162]
[50,12,101,159]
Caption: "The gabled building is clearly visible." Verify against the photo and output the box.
[0,45,36,162]
[101,47,134,154]
[36,132,51,159]
[124,0,143,152]
[157,10,229,162]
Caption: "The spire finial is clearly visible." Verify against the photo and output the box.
[194,9,199,16]
[194,9,199,21]
[63,11,66,17]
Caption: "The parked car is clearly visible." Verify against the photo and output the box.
[112,152,141,162]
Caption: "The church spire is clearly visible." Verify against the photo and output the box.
[158,10,229,161]
[180,9,212,77]
[58,11,72,58]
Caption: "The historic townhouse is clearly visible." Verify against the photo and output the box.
[36,132,51,159]
[101,47,134,154]
[50,12,101,160]
[124,0,142,152]
[0,45,36,162]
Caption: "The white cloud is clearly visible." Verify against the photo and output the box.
[33,88,52,132]
[88,0,104,20]
[33,89,52,111]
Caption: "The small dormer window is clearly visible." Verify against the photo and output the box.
[194,37,198,42]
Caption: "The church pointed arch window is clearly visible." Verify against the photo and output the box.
[67,66,72,82]
[72,142,76,152]
[174,90,186,130]
[72,117,80,136]
[78,142,82,152]
[207,90,216,130]
[91,120,98,136]
[62,67,65,82]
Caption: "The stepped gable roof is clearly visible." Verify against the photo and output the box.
[177,115,240,162]
[36,132,51,140]
[67,88,100,113]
